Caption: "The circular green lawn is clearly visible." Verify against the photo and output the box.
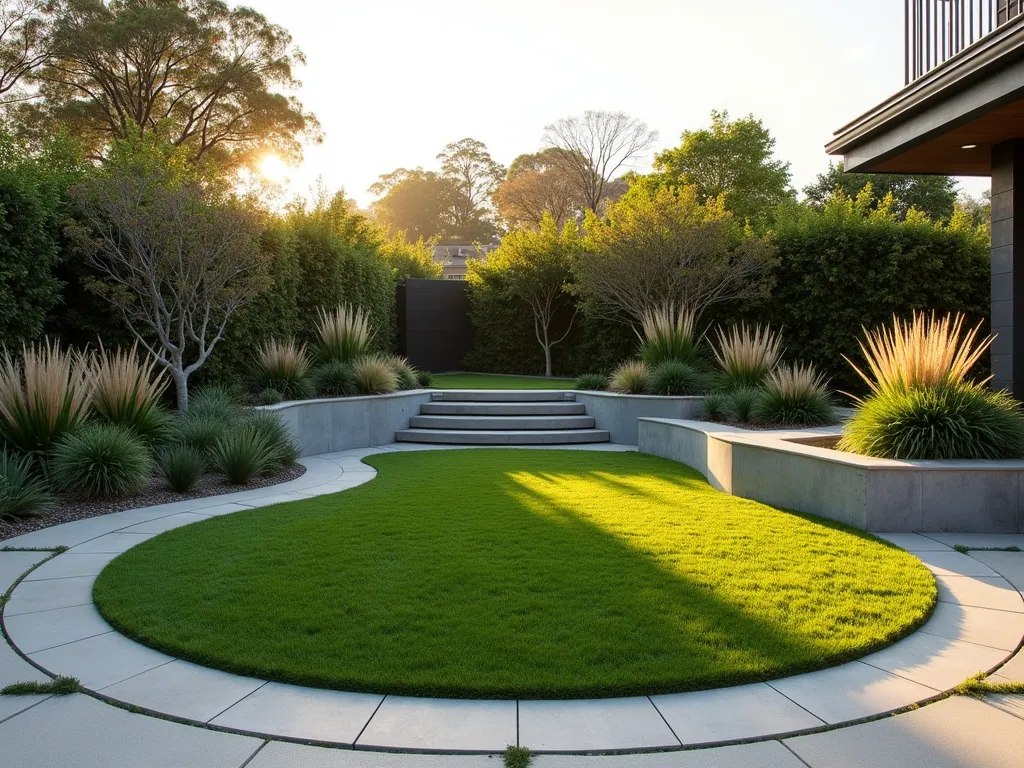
[93,450,936,699]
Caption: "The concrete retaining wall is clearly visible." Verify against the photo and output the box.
[574,392,703,445]
[638,418,1024,533]
[261,391,433,457]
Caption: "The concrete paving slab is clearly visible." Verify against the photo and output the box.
[918,600,1024,651]
[533,740,808,767]
[859,629,1010,690]
[211,681,382,745]
[0,551,48,589]
[0,693,49,724]
[936,575,1024,612]
[5,603,112,653]
[0,637,48,686]
[518,697,680,752]
[985,693,1024,720]
[188,503,251,516]
[767,662,936,724]
[970,551,1024,591]
[356,696,516,752]
[873,533,953,551]
[4,574,95,616]
[993,648,1024,681]
[650,682,824,745]
[784,695,1024,768]
[0,693,262,768]
[30,631,175,690]
[915,551,1001,578]
[99,659,265,722]
[22,552,117,581]
[247,741,497,767]
[117,512,211,534]
[926,533,1024,550]
[69,532,155,553]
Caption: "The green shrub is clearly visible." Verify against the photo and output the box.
[51,423,152,499]
[724,386,760,423]
[250,338,312,401]
[175,415,228,457]
[503,745,533,768]
[352,354,399,395]
[209,428,279,484]
[245,411,299,470]
[0,450,53,519]
[575,373,606,391]
[255,388,283,406]
[699,391,729,421]
[90,343,172,447]
[648,361,706,396]
[312,361,357,398]
[416,370,434,388]
[186,386,242,424]
[839,384,1024,459]
[157,444,206,493]
[608,360,649,394]
[639,303,701,367]
[752,362,836,426]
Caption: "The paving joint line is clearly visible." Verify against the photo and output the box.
[22,629,115,655]
[0,694,52,726]
[236,740,269,768]
[779,738,814,767]
[206,680,270,724]
[351,694,387,748]
[94,657,179,692]
[645,695,684,746]
[761,681,829,726]
[4,600,94,618]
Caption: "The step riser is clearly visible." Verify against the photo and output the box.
[421,403,586,416]
[396,429,610,445]
[431,391,574,403]
[410,416,595,431]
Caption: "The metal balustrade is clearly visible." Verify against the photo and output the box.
[905,0,1021,83]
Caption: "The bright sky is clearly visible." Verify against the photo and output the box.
[245,0,990,208]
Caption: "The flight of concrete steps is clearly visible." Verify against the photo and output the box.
[395,390,610,445]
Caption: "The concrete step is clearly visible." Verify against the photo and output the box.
[409,415,596,431]
[431,390,574,403]
[395,428,610,445]
[421,402,586,416]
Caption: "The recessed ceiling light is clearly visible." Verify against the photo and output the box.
[961,144,978,149]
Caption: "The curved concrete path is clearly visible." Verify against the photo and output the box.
[2,443,1024,766]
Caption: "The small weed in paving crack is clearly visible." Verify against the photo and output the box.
[2,676,82,695]
[504,746,532,768]
[953,545,1021,554]
[953,672,1024,697]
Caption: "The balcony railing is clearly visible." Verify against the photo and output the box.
[905,0,1021,83]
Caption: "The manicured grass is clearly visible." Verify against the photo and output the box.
[94,451,935,699]
[431,373,573,389]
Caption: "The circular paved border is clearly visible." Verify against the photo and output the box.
[3,443,1024,754]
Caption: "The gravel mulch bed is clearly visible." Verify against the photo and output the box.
[0,464,306,542]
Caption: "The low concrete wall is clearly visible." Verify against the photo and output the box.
[638,418,1024,533]
[262,391,433,457]
[574,392,703,445]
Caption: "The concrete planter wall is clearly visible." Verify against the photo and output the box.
[261,391,433,457]
[574,391,703,445]
[638,418,1024,533]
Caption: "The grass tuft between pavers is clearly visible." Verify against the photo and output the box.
[94,450,936,699]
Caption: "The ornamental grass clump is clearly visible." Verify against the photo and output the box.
[186,386,243,424]
[752,362,836,427]
[312,361,357,398]
[838,312,1024,459]
[608,360,649,394]
[724,386,760,423]
[416,370,434,388]
[51,423,153,499]
[0,341,92,466]
[352,354,399,395]
[251,338,312,401]
[638,303,701,367]
[175,414,228,458]
[157,444,206,493]
[209,427,279,484]
[316,304,374,364]
[648,360,706,396]
[245,411,299,470]
[699,391,729,421]
[91,343,174,447]
[384,355,419,390]
[575,373,606,391]
[713,323,783,390]
[0,451,53,519]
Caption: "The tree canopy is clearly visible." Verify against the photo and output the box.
[493,148,588,230]
[651,110,793,223]
[802,161,960,222]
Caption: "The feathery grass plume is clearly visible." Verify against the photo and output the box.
[252,338,312,400]
[753,362,836,426]
[0,451,54,519]
[352,354,399,395]
[638,303,701,367]
[315,304,374,364]
[608,360,649,394]
[0,340,92,465]
[845,312,992,397]
[52,423,153,499]
[383,354,418,390]
[91,342,173,446]
[713,323,783,389]
[575,373,607,391]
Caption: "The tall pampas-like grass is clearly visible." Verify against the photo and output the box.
[91,342,172,444]
[713,323,783,389]
[0,340,92,462]
[252,338,312,400]
[638,303,701,367]
[753,362,835,426]
[315,304,374,364]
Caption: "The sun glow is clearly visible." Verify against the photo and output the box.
[258,153,291,184]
